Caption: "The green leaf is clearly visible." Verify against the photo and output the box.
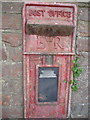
[63,80,67,83]
[73,80,78,84]
[79,68,83,72]
[71,85,78,91]
[76,84,79,87]
[76,63,80,67]
[69,80,73,84]
[73,73,80,78]
[72,66,77,72]
[76,57,80,62]
[72,60,76,63]
[77,68,83,75]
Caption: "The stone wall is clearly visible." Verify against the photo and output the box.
[2,2,24,118]
[1,1,89,119]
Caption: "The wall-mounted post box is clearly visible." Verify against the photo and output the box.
[23,2,77,118]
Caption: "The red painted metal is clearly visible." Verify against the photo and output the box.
[23,2,77,118]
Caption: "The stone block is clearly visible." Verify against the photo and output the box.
[5,44,22,62]
[77,52,88,66]
[77,21,89,37]
[2,106,23,118]
[2,92,23,106]
[2,13,22,30]
[78,7,90,21]
[2,62,22,79]
[2,2,23,13]
[2,47,7,61]
[76,36,89,52]
[71,103,88,118]
[2,33,22,47]
[2,77,23,94]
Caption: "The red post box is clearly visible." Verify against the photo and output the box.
[23,2,77,118]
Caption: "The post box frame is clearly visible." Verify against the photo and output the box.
[35,65,62,105]
[23,2,77,118]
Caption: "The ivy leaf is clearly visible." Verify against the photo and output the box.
[72,66,78,72]
[76,57,80,62]
[71,85,78,91]
[77,68,83,75]
[73,80,78,84]
[76,63,80,67]
[72,60,76,63]
[79,68,83,72]
[69,80,73,84]
[73,73,80,78]
[63,80,67,83]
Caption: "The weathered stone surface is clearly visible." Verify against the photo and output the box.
[2,47,7,61]
[77,21,89,37]
[71,66,88,103]
[2,62,22,79]
[77,52,88,66]
[2,77,23,93]
[76,36,88,52]
[2,13,22,30]
[71,103,88,118]
[78,7,90,21]
[76,2,90,7]
[2,2,23,13]
[2,91,23,106]
[0,47,2,61]
[71,52,88,118]
[6,44,22,62]
[2,106,23,118]
[2,33,22,47]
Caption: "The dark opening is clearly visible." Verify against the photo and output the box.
[26,24,74,36]
[38,67,59,102]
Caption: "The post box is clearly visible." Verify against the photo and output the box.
[23,2,77,118]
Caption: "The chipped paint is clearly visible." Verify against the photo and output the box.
[23,2,77,118]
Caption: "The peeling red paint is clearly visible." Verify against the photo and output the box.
[23,2,77,118]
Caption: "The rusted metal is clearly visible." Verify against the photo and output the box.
[23,2,77,118]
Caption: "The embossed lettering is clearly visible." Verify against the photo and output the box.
[28,9,71,18]
[37,37,45,49]
[48,10,71,18]
[29,10,45,17]
[54,37,64,49]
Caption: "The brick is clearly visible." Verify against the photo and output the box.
[2,2,23,13]
[2,106,23,118]
[76,36,88,52]
[78,8,90,21]
[2,13,22,30]
[2,62,22,79]
[6,44,22,62]
[2,33,22,47]
[77,21,89,37]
